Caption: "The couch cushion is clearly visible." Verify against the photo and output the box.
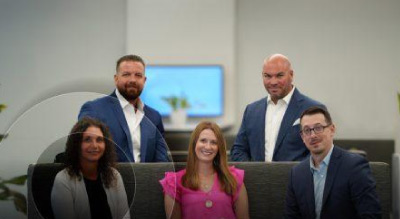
[28,162,391,219]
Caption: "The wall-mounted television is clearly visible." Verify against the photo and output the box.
[141,65,224,117]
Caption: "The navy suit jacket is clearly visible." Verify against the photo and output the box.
[78,91,169,163]
[231,88,324,161]
[285,146,381,219]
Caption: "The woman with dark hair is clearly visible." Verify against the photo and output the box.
[160,121,249,219]
[51,117,130,219]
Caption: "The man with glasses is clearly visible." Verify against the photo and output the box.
[284,106,381,219]
[231,54,324,162]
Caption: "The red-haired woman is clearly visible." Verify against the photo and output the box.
[160,121,249,219]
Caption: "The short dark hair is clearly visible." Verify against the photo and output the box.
[300,106,332,126]
[64,117,117,188]
[116,54,145,72]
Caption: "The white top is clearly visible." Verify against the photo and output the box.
[264,86,295,162]
[51,168,130,219]
[116,89,144,163]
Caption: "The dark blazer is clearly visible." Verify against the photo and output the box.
[285,146,382,219]
[231,88,324,161]
[78,91,169,163]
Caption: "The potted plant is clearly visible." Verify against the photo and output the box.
[0,175,27,215]
[0,103,27,216]
[162,96,190,127]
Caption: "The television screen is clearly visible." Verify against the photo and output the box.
[141,65,224,117]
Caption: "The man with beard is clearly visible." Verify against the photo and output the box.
[231,54,324,162]
[284,106,381,218]
[78,55,169,162]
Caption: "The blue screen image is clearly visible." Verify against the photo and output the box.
[141,65,224,117]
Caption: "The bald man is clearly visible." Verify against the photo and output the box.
[231,54,325,162]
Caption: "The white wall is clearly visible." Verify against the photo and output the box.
[0,0,126,132]
[236,0,400,151]
[126,0,236,126]
[0,0,126,217]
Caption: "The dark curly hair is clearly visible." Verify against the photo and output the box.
[64,117,117,188]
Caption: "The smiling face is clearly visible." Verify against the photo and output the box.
[114,60,146,103]
[80,126,106,164]
[262,55,293,103]
[300,113,335,157]
[194,129,219,164]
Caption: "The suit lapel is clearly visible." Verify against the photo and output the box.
[303,161,316,218]
[257,99,267,160]
[139,119,149,162]
[322,147,342,208]
[274,88,302,156]
[109,92,134,156]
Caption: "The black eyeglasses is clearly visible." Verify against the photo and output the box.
[300,124,331,136]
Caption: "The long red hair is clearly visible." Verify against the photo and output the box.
[182,121,237,195]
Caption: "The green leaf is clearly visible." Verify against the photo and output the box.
[0,134,7,142]
[3,175,27,185]
[0,104,6,113]
[0,103,7,143]
[180,98,190,109]
[397,92,400,114]
[162,96,191,111]
[0,182,7,189]
[12,192,27,215]
[0,190,10,200]
[162,96,179,111]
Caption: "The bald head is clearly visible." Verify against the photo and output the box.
[263,54,292,71]
[262,53,294,103]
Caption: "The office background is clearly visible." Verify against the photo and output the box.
[0,0,399,218]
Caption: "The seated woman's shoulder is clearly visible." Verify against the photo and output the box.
[228,166,245,186]
[164,169,185,180]
[55,168,70,179]
[110,167,120,174]
[228,166,244,177]
[159,169,185,199]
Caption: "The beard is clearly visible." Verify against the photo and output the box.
[118,84,143,101]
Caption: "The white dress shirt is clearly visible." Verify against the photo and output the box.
[116,89,144,163]
[310,145,334,219]
[264,86,295,162]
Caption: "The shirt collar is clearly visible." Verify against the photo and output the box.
[115,89,144,112]
[310,144,334,171]
[267,85,295,105]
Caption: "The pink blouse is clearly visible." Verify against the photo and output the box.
[159,166,244,219]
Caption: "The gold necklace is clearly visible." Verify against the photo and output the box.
[205,199,213,208]
[199,173,214,191]
[201,183,210,190]
[200,173,214,208]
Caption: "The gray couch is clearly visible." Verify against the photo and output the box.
[164,133,395,164]
[28,162,391,219]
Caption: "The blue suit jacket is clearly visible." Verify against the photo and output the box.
[284,146,381,219]
[78,91,169,163]
[231,88,324,161]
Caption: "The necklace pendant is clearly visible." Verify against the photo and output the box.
[205,200,213,208]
